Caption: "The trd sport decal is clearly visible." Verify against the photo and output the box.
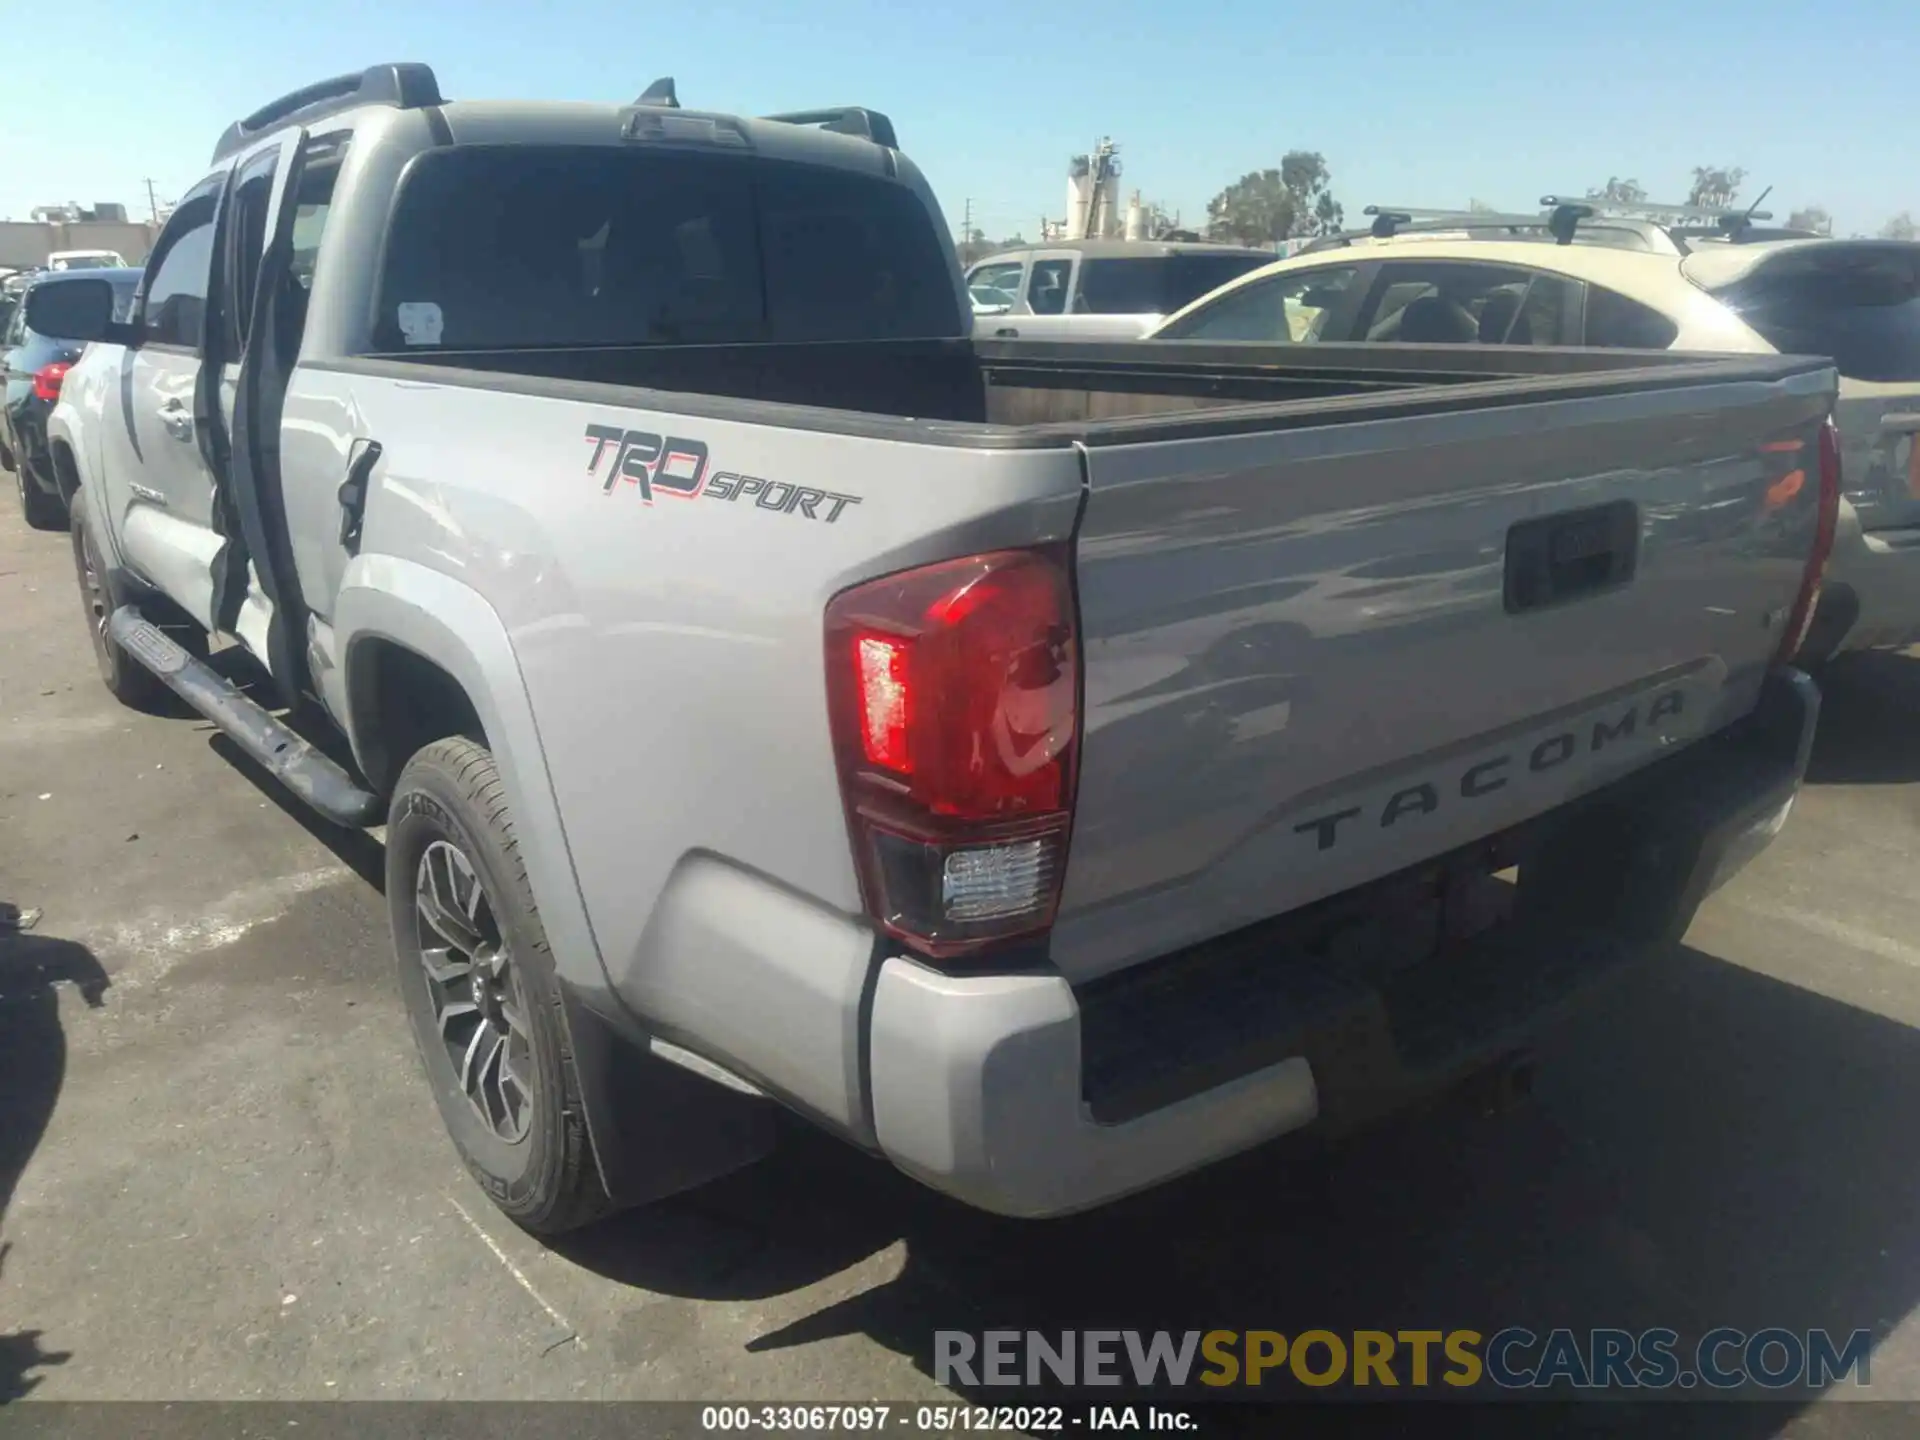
[584,422,861,524]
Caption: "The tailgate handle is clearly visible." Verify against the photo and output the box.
[1504,500,1639,614]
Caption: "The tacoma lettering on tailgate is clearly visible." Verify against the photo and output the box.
[1292,687,1687,852]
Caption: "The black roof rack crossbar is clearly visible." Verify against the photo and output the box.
[761,106,898,149]
[212,63,442,163]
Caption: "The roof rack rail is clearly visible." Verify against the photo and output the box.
[1352,201,1594,245]
[212,63,442,163]
[761,106,898,150]
[1539,194,1775,227]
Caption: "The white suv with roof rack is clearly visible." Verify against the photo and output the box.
[1151,207,1920,663]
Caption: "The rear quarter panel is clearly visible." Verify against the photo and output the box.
[309,366,1085,1006]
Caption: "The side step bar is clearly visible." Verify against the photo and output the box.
[109,607,382,828]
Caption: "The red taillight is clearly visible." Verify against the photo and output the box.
[825,546,1080,958]
[1775,417,1842,666]
[32,362,71,403]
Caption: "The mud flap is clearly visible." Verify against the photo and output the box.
[557,983,776,1209]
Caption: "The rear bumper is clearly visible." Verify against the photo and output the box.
[863,669,1817,1217]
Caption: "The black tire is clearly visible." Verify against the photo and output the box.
[387,736,615,1236]
[19,461,69,531]
[69,491,165,709]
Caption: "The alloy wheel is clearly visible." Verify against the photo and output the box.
[413,839,535,1144]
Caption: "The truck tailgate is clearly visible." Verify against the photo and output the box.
[1053,361,1835,981]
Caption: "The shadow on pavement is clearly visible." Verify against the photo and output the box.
[562,942,1919,1431]
[1806,650,1920,785]
[0,916,106,1400]
[174,640,386,892]
[206,731,387,893]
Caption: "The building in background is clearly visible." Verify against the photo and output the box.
[0,203,159,270]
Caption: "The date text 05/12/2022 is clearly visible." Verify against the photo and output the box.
[699,1406,1195,1432]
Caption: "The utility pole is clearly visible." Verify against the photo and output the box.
[962,197,972,241]
[144,178,160,224]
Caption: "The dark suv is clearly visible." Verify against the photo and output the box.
[2,266,141,528]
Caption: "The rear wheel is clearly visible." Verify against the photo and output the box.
[69,491,164,708]
[387,736,615,1236]
[19,461,68,531]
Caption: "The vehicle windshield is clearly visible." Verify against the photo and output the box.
[48,253,126,271]
[373,145,963,350]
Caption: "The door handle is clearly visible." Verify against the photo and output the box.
[995,327,1019,338]
[338,438,383,552]
[157,401,194,441]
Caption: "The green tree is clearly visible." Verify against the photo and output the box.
[1206,152,1343,245]
[1207,169,1293,246]
[1588,177,1648,206]
[1881,212,1918,241]
[1786,205,1833,235]
[1468,197,1499,214]
[1687,166,1746,210]
[1282,151,1344,236]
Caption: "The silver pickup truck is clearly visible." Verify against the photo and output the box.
[32,64,1837,1233]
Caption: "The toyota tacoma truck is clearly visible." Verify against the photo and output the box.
[32,63,1837,1233]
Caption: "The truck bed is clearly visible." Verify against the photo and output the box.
[350,336,1811,440]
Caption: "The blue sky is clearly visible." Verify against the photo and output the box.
[9,0,1913,239]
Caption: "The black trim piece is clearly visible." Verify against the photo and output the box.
[225,135,316,702]
[761,106,898,150]
[212,63,441,163]
[107,606,380,826]
[302,343,1833,453]
[196,155,251,636]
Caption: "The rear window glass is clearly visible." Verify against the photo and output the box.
[1077,254,1267,315]
[1729,275,1920,382]
[374,145,961,350]
[1584,285,1680,349]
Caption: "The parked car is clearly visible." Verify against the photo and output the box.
[964,239,1270,340]
[46,248,129,272]
[1151,230,1920,661]
[1,267,141,528]
[35,64,1832,1233]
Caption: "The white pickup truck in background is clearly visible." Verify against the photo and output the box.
[966,238,1269,341]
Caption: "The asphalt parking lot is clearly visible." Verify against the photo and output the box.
[4,495,1920,1430]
